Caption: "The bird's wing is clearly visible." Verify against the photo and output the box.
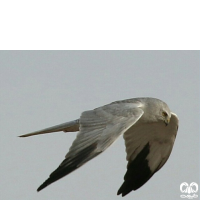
[19,120,80,137]
[37,102,144,191]
[117,112,179,196]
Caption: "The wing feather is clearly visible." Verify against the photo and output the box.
[19,120,79,137]
[37,102,144,191]
[117,112,179,196]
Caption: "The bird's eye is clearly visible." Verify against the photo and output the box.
[162,112,168,117]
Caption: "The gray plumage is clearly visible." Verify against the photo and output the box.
[20,97,179,196]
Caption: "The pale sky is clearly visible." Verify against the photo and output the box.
[0,51,199,200]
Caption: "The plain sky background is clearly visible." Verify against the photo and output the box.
[0,51,199,200]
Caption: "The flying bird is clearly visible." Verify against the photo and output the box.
[20,97,179,197]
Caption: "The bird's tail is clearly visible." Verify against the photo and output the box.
[19,119,79,137]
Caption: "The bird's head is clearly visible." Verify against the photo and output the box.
[161,109,171,126]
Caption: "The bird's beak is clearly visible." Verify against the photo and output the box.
[164,117,170,126]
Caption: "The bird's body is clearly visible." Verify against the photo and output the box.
[20,97,179,197]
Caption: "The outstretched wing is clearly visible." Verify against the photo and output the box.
[19,120,80,137]
[117,113,179,196]
[37,102,144,191]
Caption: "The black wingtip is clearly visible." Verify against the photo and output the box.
[117,143,151,196]
[117,184,132,197]
[117,192,129,197]
[37,179,51,192]
[37,187,42,192]
[37,143,99,192]
[37,185,44,192]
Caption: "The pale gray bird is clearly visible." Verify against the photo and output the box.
[20,97,179,197]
